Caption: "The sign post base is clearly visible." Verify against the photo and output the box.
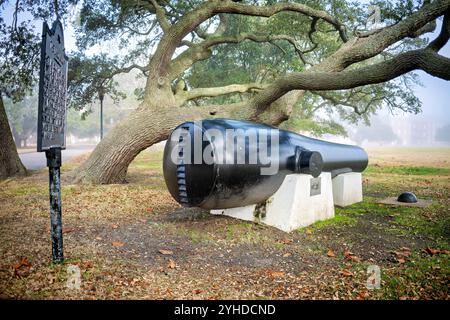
[46,148,64,264]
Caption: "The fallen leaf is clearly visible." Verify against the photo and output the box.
[95,236,102,240]
[348,255,361,262]
[344,250,354,258]
[13,257,31,270]
[283,252,292,257]
[424,247,449,256]
[63,227,75,234]
[159,249,173,255]
[424,247,439,255]
[397,257,406,264]
[168,259,176,269]
[327,249,336,257]
[146,208,153,213]
[267,270,285,278]
[340,269,354,277]
[394,251,411,258]
[13,258,31,277]
[358,291,369,300]
[278,239,293,245]
[192,289,203,294]
[112,241,124,247]
[344,250,361,262]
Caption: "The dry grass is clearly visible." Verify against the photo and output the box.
[367,147,450,168]
[0,147,449,300]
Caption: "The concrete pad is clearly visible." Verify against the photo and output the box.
[332,172,363,207]
[378,197,433,208]
[211,173,335,232]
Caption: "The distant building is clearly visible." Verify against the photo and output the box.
[390,119,437,146]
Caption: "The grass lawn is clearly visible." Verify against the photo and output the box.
[0,147,449,299]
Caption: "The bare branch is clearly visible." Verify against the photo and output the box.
[311,91,384,116]
[123,19,158,36]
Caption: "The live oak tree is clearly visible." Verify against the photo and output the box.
[3,1,450,183]
[67,0,450,184]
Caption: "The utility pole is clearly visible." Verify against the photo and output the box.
[98,87,105,140]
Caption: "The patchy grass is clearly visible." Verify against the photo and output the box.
[299,211,358,233]
[0,147,449,300]
[365,166,450,176]
[375,252,450,300]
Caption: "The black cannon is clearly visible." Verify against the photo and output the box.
[163,119,368,209]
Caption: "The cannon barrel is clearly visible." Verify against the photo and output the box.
[163,119,368,209]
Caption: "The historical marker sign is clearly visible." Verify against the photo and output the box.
[37,20,68,152]
[37,20,68,264]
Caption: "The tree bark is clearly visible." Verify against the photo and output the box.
[71,93,291,184]
[0,94,27,180]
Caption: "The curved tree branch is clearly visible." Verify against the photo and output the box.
[428,9,450,51]
[250,48,450,116]
[145,0,349,89]
[169,32,314,79]
[311,90,385,116]
[214,0,348,42]
[174,82,265,106]
[149,0,170,32]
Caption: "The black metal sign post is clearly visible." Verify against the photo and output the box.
[37,20,68,264]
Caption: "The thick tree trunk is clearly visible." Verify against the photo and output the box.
[71,90,292,184]
[72,106,179,184]
[0,95,27,180]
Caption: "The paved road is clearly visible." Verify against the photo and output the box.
[19,145,96,170]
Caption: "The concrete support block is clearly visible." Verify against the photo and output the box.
[332,172,363,207]
[211,173,335,232]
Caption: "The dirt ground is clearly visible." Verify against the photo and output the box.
[0,147,449,300]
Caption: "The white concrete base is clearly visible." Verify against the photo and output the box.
[332,172,363,207]
[211,173,335,232]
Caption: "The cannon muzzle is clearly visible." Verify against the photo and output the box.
[163,119,367,209]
